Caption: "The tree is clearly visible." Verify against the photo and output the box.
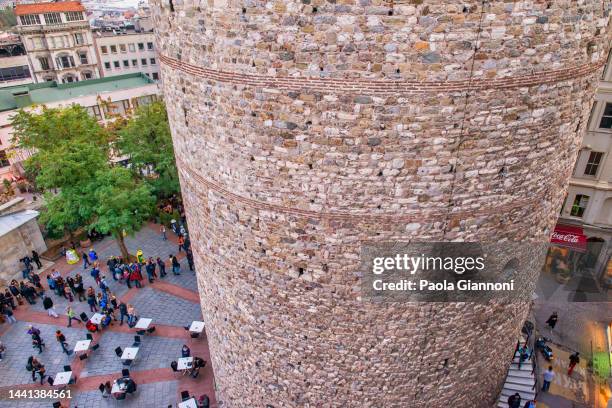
[116,101,179,197]
[87,167,155,260]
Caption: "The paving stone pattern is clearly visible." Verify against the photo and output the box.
[0,322,85,387]
[70,380,178,408]
[129,287,202,327]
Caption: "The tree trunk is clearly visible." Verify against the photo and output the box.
[115,230,130,261]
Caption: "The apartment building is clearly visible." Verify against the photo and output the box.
[93,28,159,81]
[0,72,160,181]
[15,1,101,83]
[557,53,612,287]
[0,33,33,88]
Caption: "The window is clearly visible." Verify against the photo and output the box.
[152,72,159,80]
[0,150,9,168]
[141,58,147,66]
[110,45,117,53]
[570,194,589,217]
[137,43,144,51]
[131,59,138,66]
[44,13,62,25]
[123,60,129,67]
[599,103,612,129]
[38,57,50,70]
[87,105,102,120]
[119,44,126,53]
[145,73,150,77]
[101,45,108,54]
[55,55,75,69]
[147,42,153,50]
[74,33,85,45]
[20,14,41,25]
[62,74,77,83]
[78,52,88,64]
[584,152,604,176]
[114,61,120,68]
[83,71,92,80]
[128,43,135,52]
[104,62,111,69]
[150,58,156,65]
[65,11,84,21]
[0,65,30,81]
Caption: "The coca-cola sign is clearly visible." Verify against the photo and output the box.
[550,225,587,252]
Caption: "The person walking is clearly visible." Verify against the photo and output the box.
[31,331,45,354]
[55,330,72,355]
[43,296,58,318]
[171,255,181,275]
[66,305,82,327]
[517,345,529,369]
[31,356,46,384]
[546,312,558,331]
[541,366,555,392]
[568,352,580,376]
[178,235,185,253]
[160,225,167,240]
[523,399,536,408]
[157,257,166,277]
[507,392,521,408]
[31,250,42,269]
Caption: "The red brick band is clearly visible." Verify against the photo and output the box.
[160,54,604,94]
[177,158,539,223]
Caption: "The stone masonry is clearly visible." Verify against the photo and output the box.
[150,1,611,406]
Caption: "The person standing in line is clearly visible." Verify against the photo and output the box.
[546,312,558,331]
[43,296,58,318]
[82,251,91,269]
[31,250,42,269]
[541,366,555,392]
[66,305,82,327]
[119,301,128,325]
[1,304,16,324]
[186,249,195,272]
[55,330,72,355]
[171,255,181,275]
[157,257,166,278]
[178,235,185,253]
[160,225,167,240]
[568,352,580,376]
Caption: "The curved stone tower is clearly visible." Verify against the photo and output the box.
[151,1,610,406]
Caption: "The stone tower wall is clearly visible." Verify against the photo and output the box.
[151,1,611,406]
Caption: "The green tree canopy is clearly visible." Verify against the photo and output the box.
[117,101,179,197]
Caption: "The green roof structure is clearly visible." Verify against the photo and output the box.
[0,73,155,112]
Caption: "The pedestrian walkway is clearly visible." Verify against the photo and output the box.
[0,223,216,407]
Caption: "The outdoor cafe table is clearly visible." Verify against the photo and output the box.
[134,318,152,330]
[53,371,73,387]
[90,313,104,325]
[73,340,91,353]
[121,347,139,361]
[177,357,193,371]
[188,321,204,333]
[178,398,198,408]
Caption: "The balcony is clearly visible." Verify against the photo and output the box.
[16,21,90,34]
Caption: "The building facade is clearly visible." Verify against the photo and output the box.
[15,1,100,83]
[0,73,160,181]
[152,1,610,407]
[558,53,612,288]
[0,34,33,88]
[93,28,159,81]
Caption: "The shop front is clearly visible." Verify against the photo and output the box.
[544,224,588,283]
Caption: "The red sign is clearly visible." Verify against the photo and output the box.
[550,224,587,252]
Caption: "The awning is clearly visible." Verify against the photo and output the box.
[550,224,587,252]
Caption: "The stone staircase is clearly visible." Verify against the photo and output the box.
[497,336,537,408]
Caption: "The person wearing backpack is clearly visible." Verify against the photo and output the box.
[55,330,71,355]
